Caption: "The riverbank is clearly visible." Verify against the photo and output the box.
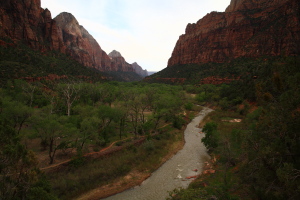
[76,138,185,200]
[100,107,212,200]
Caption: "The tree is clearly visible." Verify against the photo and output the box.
[34,114,70,164]
[152,92,183,129]
[97,105,120,144]
[97,83,118,106]
[201,122,219,151]
[1,99,33,135]
[78,117,99,151]
[240,67,300,199]
[57,83,81,116]
[0,107,58,199]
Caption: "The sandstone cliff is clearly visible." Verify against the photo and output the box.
[132,62,148,77]
[0,0,65,52]
[108,50,134,72]
[54,12,112,71]
[0,1,143,76]
[168,0,300,67]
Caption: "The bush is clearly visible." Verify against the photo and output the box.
[201,122,219,151]
[172,116,185,129]
[184,102,194,111]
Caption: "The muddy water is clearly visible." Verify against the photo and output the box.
[103,107,213,200]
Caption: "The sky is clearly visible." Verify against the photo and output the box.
[41,0,231,72]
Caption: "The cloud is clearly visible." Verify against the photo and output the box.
[41,0,231,71]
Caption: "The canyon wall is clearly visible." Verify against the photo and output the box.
[0,0,147,75]
[168,0,300,67]
[0,0,65,52]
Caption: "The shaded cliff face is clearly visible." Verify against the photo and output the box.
[168,0,300,67]
[108,50,134,72]
[132,62,148,77]
[0,0,65,52]
[54,12,111,71]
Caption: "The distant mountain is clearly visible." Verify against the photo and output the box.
[132,62,148,77]
[168,0,300,67]
[108,50,134,72]
[147,71,157,76]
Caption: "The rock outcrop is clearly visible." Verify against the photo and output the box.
[0,0,65,52]
[54,12,112,71]
[108,50,134,72]
[168,0,300,67]
[132,62,148,77]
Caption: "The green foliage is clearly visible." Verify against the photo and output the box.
[27,176,59,200]
[184,102,193,110]
[167,188,209,200]
[201,122,219,150]
[175,56,300,199]
[172,115,185,130]
[0,109,57,199]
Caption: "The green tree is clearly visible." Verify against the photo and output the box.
[201,122,219,151]
[34,114,71,164]
[241,68,300,199]
[1,99,33,135]
[0,109,57,199]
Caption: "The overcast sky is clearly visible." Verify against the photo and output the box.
[41,0,231,72]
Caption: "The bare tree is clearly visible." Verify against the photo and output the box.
[58,83,81,116]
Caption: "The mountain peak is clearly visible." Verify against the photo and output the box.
[108,50,122,58]
[55,12,79,25]
[225,0,290,12]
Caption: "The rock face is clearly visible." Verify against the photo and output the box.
[132,62,148,77]
[0,1,144,75]
[0,0,65,52]
[108,50,134,72]
[168,0,300,67]
[54,12,112,71]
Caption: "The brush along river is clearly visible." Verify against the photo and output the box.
[103,107,213,200]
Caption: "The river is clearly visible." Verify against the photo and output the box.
[103,107,213,200]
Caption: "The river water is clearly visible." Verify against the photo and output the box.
[103,107,213,200]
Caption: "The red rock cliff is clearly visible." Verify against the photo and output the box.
[168,0,300,67]
[0,0,65,52]
[0,1,139,74]
[108,50,134,72]
[54,12,112,71]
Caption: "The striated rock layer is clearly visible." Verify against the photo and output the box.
[0,0,65,52]
[168,0,300,67]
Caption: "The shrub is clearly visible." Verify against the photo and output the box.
[184,102,194,110]
[201,122,219,151]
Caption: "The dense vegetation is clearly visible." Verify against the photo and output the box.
[0,76,198,199]
[168,56,300,200]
